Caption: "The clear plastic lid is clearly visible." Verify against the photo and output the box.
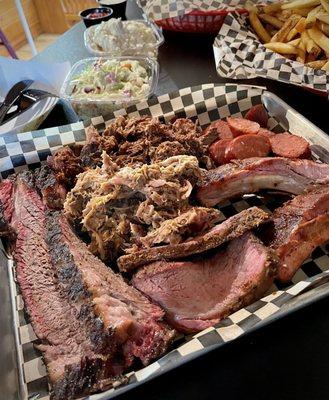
[60,56,159,104]
[84,19,164,58]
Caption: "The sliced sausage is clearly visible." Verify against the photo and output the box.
[203,120,234,142]
[258,128,275,139]
[269,133,311,159]
[213,120,234,140]
[226,117,260,137]
[225,134,271,162]
[245,104,269,128]
[209,139,232,165]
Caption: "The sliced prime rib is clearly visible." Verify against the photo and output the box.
[267,185,329,282]
[196,157,329,207]
[8,173,175,400]
[132,233,279,333]
[118,207,270,272]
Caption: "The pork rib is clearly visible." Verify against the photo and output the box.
[9,173,175,400]
[118,207,270,272]
[196,157,329,207]
[268,185,329,282]
[133,233,278,333]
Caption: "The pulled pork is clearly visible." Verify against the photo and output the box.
[64,154,213,262]
[48,116,213,189]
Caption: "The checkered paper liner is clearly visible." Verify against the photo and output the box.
[214,13,329,95]
[137,0,265,21]
[2,83,329,400]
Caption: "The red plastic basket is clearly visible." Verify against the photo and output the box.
[155,9,248,34]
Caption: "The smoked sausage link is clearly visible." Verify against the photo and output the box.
[269,133,311,159]
[245,104,269,128]
[226,117,260,137]
[258,128,275,139]
[225,134,271,162]
[209,139,232,165]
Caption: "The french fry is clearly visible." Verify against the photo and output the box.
[305,4,323,27]
[317,20,329,34]
[316,12,329,24]
[278,9,294,20]
[282,0,320,10]
[287,27,299,40]
[308,25,329,52]
[321,59,329,69]
[249,0,329,70]
[259,13,284,28]
[264,42,300,53]
[321,0,329,12]
[292,6,315,15]
[287,37,302,45]
[306,59,328,66]
[270,14,302,42]
[245,0,259,13]
[249,11,272,43]
[296,49,306,61]
[295,17,307,31]
[263,3,283,14]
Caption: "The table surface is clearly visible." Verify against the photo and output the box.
[33,2,329,400]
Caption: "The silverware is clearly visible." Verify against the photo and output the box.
[0,80,34,125]
[1,88,58,126]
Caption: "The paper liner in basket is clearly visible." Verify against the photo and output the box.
[213,13,329,94]
[137,0,261,21]
[2,84,329,400]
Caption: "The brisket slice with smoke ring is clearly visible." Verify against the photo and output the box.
[118,207,270,273]
[267,185,329,282]
[132,233,279,333]
[196,157,329,207]
[9,173,175,400]
[0,178,14,235]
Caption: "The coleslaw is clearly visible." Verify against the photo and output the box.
[69,58,150,100]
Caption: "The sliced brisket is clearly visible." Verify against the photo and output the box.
[196,157,329,206]
[10,173,175,399]
[133,233,278,333]
[118,207,270,272]
[267,185,329,282]
[0,178,14,235]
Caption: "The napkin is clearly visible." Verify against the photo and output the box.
[0,56,70,98]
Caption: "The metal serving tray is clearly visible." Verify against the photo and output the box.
[1,83,329,400]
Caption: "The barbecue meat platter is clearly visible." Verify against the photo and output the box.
[1,104,329,400]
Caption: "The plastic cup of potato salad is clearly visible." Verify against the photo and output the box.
[84,19,164,58]
[60,56,159,121]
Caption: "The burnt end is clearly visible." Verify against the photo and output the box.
[35,166,67,210]
[80,142,103,168]
[47,147,83,188]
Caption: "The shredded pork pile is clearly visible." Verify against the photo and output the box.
[64,153,216,261]
[49,116,213,189]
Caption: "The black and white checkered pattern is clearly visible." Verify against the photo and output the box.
[137,0,267,21]
[2,83,329,400]
[214,13,329,95]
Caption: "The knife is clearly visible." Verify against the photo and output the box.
[0,80,34,124]
[1,89,58,125]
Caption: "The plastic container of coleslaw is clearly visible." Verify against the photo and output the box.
[60,56,159,120]
[84,19,164,58]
